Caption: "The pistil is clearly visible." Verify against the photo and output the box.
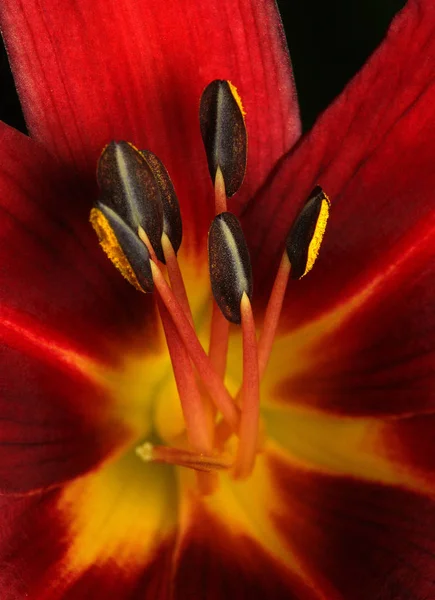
[136,442,232,473]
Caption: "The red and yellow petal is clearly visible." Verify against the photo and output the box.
[0,124,175,492]
[197,442,435,600]
[268,453,435,600]
[173,438,435,600]
[263,406,433,496]
[2,434,435,599]
[0,0,300,249]
[0,120,214,494]
[0,457,177,599]
[172,495,320,600]
[263,208,435,417]
[261,401,435,597]
[0,328,123,493]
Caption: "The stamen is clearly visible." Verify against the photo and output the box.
[215,188,331,447]
[286,185,330,279]
[138,226,159,264]
[233,292,260,480]
[91,111,332,492]
[140,149,183,254]
[214,166,227,214]
[199,80,247,197]
[161,232,193,326]
[208,212,253,324]
[259,187,330,369]
[157,301,212,453]
[156,254,217,494]
[136,442,232,472]
[208,170,230,379]
[208,212,258,469]
[97,141,165,261]
[136,231,217,492]
[150,261,241,430]
[208,302,230,380]
[90,202,154,293]
[258,251,291,374]
[140,229,213,447]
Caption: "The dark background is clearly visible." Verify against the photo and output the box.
[0,0,406,135]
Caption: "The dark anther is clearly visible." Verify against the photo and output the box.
[199,80,247,197]
[90,201,154,293]
[140,150,183,254]
[285,185,330,279]
[97,141,165,262]
[208,212,253,324]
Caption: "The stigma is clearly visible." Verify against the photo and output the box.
[90,80,330,491]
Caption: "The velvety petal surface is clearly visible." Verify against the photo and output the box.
[268,453,435,600]
[170,445,435,600]
[381,414,435,488]
[0,457,178,599]
[0,450,325,600]
[0,0,300,248]
[243,0,435,417]
[3,429,435,599]
[172,490,320,600]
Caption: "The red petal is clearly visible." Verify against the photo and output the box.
[0,0,300,247]
[269,453,435,600]
[243,0,435,321]
[0,123,161,492]
[382,414,435,487]
[0,123,156,354]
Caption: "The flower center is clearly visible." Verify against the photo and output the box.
[90,81,330,493]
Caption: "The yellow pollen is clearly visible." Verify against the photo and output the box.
[304,194,330,277]
[90,207,143,292]
[227,80,246,117]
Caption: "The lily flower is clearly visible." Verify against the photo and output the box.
[0,0,434,597]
